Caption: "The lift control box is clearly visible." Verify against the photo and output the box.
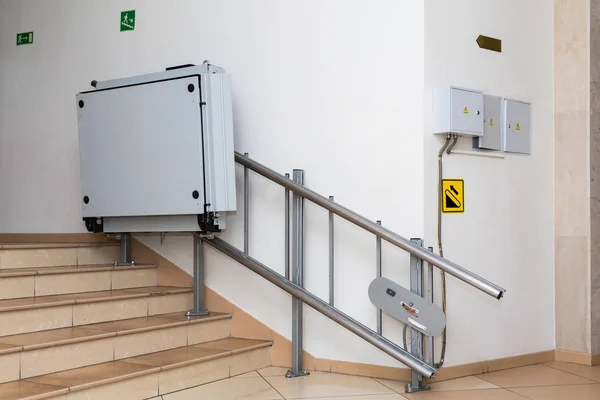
[503,98,532,155]
[473,94,503,151]
[76,63,237,233]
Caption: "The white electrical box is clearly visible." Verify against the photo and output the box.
[503,99,531,154]
[473,95,503,151]
[433,86,484,137]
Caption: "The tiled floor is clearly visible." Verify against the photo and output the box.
[159,362,600,399]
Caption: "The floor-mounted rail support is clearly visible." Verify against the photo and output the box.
[186,235,209,317]
[114,233,135,266]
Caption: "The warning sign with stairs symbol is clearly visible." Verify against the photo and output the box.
[442,179,464,213]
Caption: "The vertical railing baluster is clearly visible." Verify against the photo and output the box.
[376,220,382,335]
[427,247,434,367]
[186,235,208,317]
[243,152,249,254]
[329,196,335,306]
[285,173,290,279]
[286,169,309,378]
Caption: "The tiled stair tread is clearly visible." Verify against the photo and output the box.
[0,380,68,400]
[0,312,231,351]
[0,264,157,278]
[0,243,118,250]
[10,338,272,396]
[0,286,193,312]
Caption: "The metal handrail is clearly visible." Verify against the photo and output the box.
[205,236,438,378]
[235,151,506,300]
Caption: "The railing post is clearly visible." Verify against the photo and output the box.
[186,235,209,317]
[406,238,430,393]
[114,233,134,266]
[243,152,249,254]
[427,246,435,367]
[286,169,310,378]
[285,173,290,279]
[376,220,382,335]
[329,196,335,306]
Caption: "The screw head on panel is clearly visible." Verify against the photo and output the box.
[192,190,200,199]
[188,84,195,93]
[78,100,84,108]
[83,196,89,204]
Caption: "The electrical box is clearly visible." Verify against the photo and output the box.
[76,63,237,233]
[503,99,531,154]
[433,86,484,137]
[473,95,503,151]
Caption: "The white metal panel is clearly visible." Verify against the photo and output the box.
[476,95,503,151]
[77,76,205,218]
[450,88,483,136]
[504,99,531,154]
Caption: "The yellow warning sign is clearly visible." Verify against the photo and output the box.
[442,179,464,213]
[463,107,469,114]
[516,123,521,131]
[489,119,494,127]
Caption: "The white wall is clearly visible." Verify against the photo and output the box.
[0,0,424,367]
[0,0,555,368]
[423,0,555,365]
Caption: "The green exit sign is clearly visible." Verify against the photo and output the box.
[120,10,136,31]
[16,32,33,46]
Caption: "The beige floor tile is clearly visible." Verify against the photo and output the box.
[403,389,528,399]
[187,318,231,345]
[229,347,272,376]
[77,246,119,266]
[307,395,408,400]
[28,360,158,390]
[21,337,114,378]
[157,355,230,395]
[35,271,111,296]
[0,380,68,400]
[111,268,157,290]
[264,371,394,399]
[72,297,148,325]
[162,376,283,400]
[477,365,595,388]
[195,337,271,354]
[377,376,499,393]
[148,293,192,315]
[114,325,188,359]
[235,371,262,378]
[66,373,158,400]
[0,353,21,384]
[258,366,290,377]
[544,361,600,381]
[0,248,77,269]
[511,384,600,400]
[0,306,73,336]
[0,276,35,300]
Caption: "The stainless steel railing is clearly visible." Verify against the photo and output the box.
[236,151,506,299]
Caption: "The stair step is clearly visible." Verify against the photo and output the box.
[0,243,120,270]
[0,265,158,299]
[0,286,194,337]
[0,338,272,400]
[0,312,232,382]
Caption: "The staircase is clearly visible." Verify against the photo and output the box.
[0,242,272,400]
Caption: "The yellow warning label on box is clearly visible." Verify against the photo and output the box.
[463,107,469,114]
[442,179,464,213]
[489,119,494,127]
[516,123,521,131]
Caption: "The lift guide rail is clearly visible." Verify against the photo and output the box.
[205,236,438,378]
[76,63,236,234]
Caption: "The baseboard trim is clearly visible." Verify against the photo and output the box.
[555,350,600,366]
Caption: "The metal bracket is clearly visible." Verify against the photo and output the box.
[285,369,310,379]
[405,383,431,393]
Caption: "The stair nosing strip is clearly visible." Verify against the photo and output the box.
[64,365,162,392]
[130,349,234,372]
[18,386,69,400]
[0,300,76,312]
[17,331,118,351]
[73,292,154,304]
[113,320,190,335]
[184,313,233,325]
